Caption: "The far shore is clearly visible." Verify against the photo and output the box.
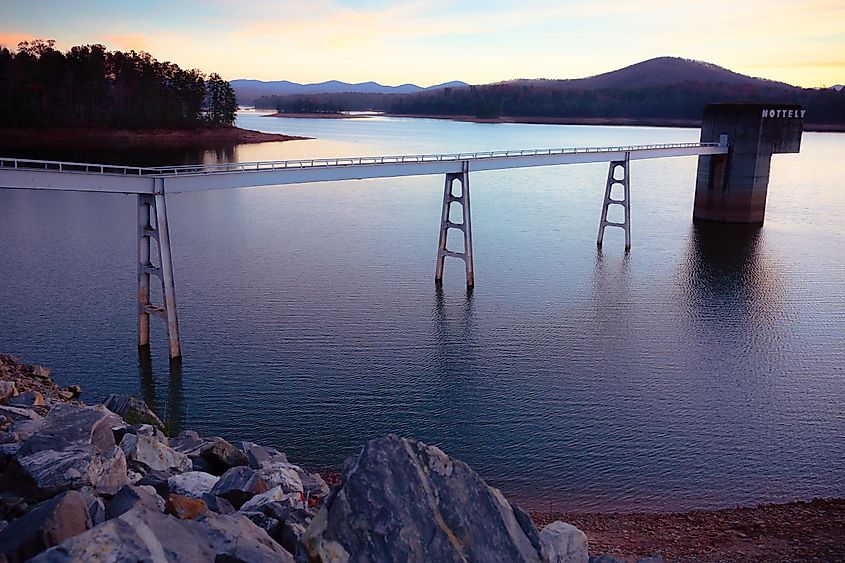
[0,126,310,149]
[257,110,844,132]
[263,112,370,119]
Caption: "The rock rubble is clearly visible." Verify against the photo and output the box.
[0,354,614,562]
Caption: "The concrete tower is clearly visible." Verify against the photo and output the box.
[694,103,803,224]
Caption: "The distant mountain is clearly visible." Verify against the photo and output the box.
[831,85,844,91]
[505,57,798,90]
[232,79,468,105]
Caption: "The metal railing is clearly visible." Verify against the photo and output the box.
[0,142,720,178]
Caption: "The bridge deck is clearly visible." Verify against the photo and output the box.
[0,141,727,194]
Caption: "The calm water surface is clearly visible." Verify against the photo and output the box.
[1,112,843,512]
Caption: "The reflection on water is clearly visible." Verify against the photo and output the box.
[1,117,843,512]
[138,347,184,434]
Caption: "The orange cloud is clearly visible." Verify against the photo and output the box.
[102,33,151,52]
[0,32,38,49]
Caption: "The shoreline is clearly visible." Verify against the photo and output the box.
[263,112,369,119]
[0,126,309,148]
[391,113,845,132]
[333,112,843,132]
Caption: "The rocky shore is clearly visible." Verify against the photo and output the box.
[0,354,841,562]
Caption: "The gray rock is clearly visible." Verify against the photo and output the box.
[136,469,173,497]
[102,394,164,429]
[589,557,624,563]
[202,511,294,562]
[189,454,215,473]
[0,431,17,445]
[540,521,589,563]
[8,418,43,442]
[119,433,192,473]
[239,485,304,513]
[106,484,165,519]
[302,434,543,563]
[210,466,269,509]
[200,438,249,474]
[77,488,105,526]
[6,445,128,500]
[202,493,235,515]
[0,382,17,401]
[113,423,166,446]
[169,430,206,454]
[7,391,46,408]
[246,444,289,469]
[31,508,216,562]
[0,405,43,424]
[18,404,123,456]
[0,490,93,562]
[257,464,304,495]
[302,472,330,500]
[167,471,219,499]
[31,508,293,562]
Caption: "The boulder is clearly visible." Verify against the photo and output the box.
[257,465,304,495]
[202,493,235,515]
[31,508,294,562]
[113,423,166,446]
[102,394,163,429]
[239,485,304,513]
[31,508,217,562]
[0,490,93,562]
[0,405,43,424]
[77,488,106,526]
[106,485,165,519]
[136,469,173,497]
[539,521,589,563]
[302,472,330,501]
[8,418,43,442]
[302,434,544,563]
[199,438,249,474]
[166,494,208,520]
[119,433,191,473]
[0,382,17,401]
[169,430,206,455]
[246,444,289,469]
[5,444,128,500]
[210,466,269,509]
[167,471,219,499]
[7,391,45,408]
[18,404,122,455]
[589,557,624,563]
[201,511,295,562]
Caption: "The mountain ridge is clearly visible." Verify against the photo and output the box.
[232,79,468,104]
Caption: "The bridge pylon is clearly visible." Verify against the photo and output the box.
[597,153,631,251]
[137,184,182,359]
[435,161,474,288]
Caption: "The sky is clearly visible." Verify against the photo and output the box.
[1,0,843,87]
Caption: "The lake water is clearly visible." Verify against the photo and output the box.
[1,112,843,512]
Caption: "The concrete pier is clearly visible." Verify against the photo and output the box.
[694,103,803,224]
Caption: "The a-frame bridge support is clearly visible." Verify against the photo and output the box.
[435,162,475,289]
[137,185,182,359]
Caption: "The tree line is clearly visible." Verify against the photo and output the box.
[256,82,845,125]
[0,40,238,129]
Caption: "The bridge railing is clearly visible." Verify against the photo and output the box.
[0,142,720,178]
[0,157,151,176]
[147,142,720,176]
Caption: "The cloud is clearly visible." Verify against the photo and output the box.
[0,32,38,49]
[102,33,151,52]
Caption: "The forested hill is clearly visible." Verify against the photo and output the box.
[257,57,845,126]
[0,40,238,129]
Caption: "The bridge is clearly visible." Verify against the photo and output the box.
[0,103,803,359]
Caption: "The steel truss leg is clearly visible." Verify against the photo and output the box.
[435,161,474,288]
[597,152,632,251]
[137,184,182,358]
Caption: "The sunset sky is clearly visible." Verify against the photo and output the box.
[1,0,843,87]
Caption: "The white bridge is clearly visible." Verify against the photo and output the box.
[0,139,729,359]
